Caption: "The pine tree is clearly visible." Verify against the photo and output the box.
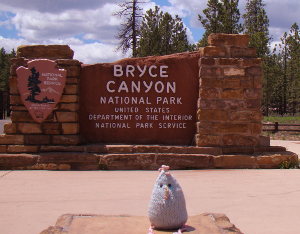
[172,15,191,53]
[114,0,144,57]
[268,32,289,115]
[243,0,270,58]
[198,0,242,46]
[266,26,300,115]
[281,32,289,114]
[263,51,280,115]
[286,23,300,114]
[138,6,162,56]
[0,48,7,91]
[243,0,272,114]
[220,0,243,34]
[198,0,223,46]
[138,6,190,56]
[159,12,174,55]
[0,48,15,92]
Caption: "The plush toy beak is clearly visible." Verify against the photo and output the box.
[164,186,170,200]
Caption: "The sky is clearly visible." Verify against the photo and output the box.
[0,0,299,64]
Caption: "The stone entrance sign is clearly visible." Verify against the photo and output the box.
[79,53,199,145]
[16,59,66,123]
[0,36,297,171]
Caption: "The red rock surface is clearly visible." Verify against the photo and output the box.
[0,145,297,170]
[17,45,74,59]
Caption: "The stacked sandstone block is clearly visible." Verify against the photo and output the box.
[0,45,81,154]
[196,34,266,148]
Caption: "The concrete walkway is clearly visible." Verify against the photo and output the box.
[0,130,299,234]
[271,139,300,155]
[1,168,300,234]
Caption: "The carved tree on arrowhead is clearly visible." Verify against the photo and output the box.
[114,0,145,57]
[26,67,41,103]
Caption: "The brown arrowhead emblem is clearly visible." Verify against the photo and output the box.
[16,59,66,123]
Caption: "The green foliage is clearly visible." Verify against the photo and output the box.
[0,48,15,92]
[220,0,243,34]
[263,23,300,116]
[198,0,222,46]
[198,0,242,46]
[279,159,299,169]
[263,116,300,124]
[137,6,191,57]
[243,2,300,116]
[243,0,270,58]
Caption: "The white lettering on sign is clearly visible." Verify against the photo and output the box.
[137,65,147,77]
[126,65,135,77]
[118,81,129,93]
[158,123,187,128]
[145,107,170,113]
[42,73,63,77]
[43,81,61,85]
[96,122,131,128]
[162,115,193,121]
[156,97,182,105]
[100,96,151,105]
[88,63,194,134]
[106,81,115,93]
[89,114,133,121]
[42,73,63,86]
[136,122,154,128]
[113,65,169,78]
[114,107,139,113]
[113,65,123,77]
[105,81,176,94]
[149,65,157,77]
[160,66,168,77]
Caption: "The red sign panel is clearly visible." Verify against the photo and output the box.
[80,53,200,145]
[16,59,66,123]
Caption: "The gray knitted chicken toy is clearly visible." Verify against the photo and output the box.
[148,165,188,234]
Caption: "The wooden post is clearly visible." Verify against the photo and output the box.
[274,122,279,133]
[0,92,3,119]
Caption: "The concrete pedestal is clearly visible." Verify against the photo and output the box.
[40,213,243,234]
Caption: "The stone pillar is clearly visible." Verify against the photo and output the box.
[196,34,266,148]
[1,45,81,154]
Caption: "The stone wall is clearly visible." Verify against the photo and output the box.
[1,45,81,154]
[196,34,266,148]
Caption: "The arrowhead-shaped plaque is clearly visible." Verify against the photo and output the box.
[16,59,66,123]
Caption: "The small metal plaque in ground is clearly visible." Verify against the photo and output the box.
[40,213,243,234]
